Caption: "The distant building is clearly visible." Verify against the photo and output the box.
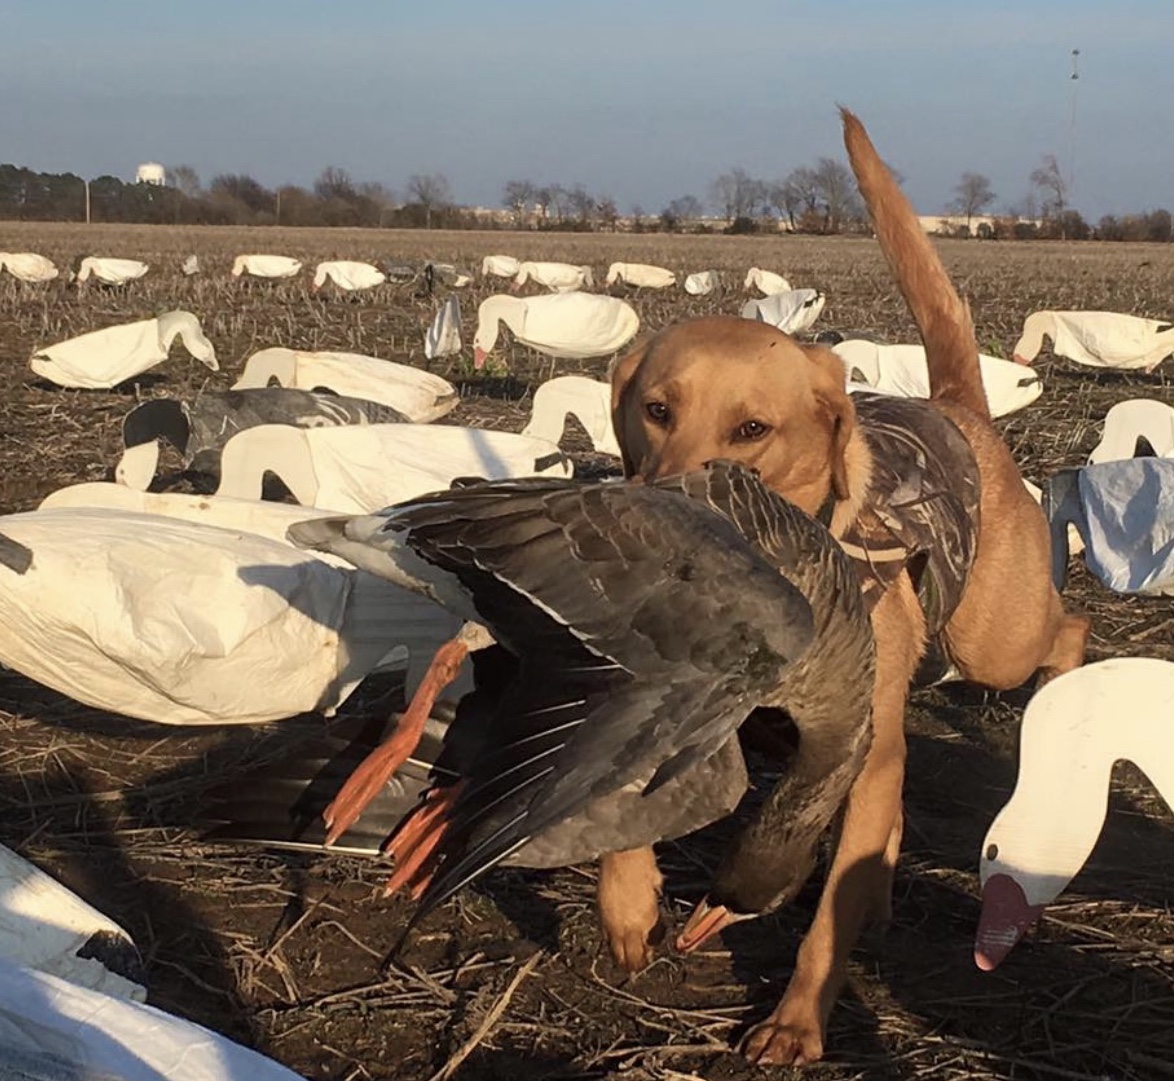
[136,162,166,186]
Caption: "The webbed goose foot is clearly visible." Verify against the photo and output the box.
[324,626,481,845]
[597,847,664,973]
[383,781,466,899]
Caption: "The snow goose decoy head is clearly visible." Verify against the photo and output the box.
[975,657,1174,970]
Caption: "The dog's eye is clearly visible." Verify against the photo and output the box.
[645,401,671,425]
[984,843,999,862]
[733,419,771,442]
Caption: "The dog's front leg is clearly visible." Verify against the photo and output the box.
[597,846,665,972]
[741,581,921,1066]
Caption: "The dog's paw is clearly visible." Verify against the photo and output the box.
[601,908,665,973]
[740,1011,825,1067]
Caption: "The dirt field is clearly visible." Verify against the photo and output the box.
[1,222,1173,1081]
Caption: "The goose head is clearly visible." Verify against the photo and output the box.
[678,702,873,954]
[676,816,825,950]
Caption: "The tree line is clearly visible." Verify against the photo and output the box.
[0,156,1169,242]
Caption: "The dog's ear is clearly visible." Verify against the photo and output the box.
[609,336,649,415]
[803,344,857,501]
[609,337,652,477]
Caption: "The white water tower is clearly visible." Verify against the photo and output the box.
[136,162,166,186]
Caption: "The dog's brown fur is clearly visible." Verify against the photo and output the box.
[601,109,1089,1066]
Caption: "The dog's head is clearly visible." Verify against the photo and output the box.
[611,316,867,526]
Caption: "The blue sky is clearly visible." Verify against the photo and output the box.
[2,0,1172,220]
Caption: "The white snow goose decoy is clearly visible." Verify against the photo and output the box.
[833,339,1044,419]
[473,292,639,370]
[233,347,459,422]
[0,506,460,724]
[116,386,408,490]
[520,375,620,456]
[0,956,302,1081]
[480,254,520,279]
[30,311,218,390]
[71,257,149,285]
[511,261,593,293]
[684,270,720,296]
[741,289,826,335]
[1013,310,1174,372]
[215,423,572,513]
[424,295,462,360]
[1088,398,1174,463]
[230,253,302,279]
[312,259,387,292]
[1043,459,1174,596]
[744,267,791,295]
[0,842,143,999]
[0,252,58,283]
[976,657,1174,970]
[605,262,677,289]
[282,461,874,949]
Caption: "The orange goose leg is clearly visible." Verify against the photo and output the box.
[323,631,474,846]
[383,781,466,898]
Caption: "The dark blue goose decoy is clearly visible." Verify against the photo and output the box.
[117,387,408,490]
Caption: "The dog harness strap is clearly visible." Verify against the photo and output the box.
[841,395,981,635]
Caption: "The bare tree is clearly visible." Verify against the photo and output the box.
[596,196,619,231]
[709,168,765,222]
[1030,155,1067,219]
[545,183,570,222]
[168,164,201,198]
[661,194,703,231]
[407,173,452,229]
[813,157,862,232]
[314,166,357,202]
[951,172,997,234]
[502,179,536,223]
[358,181,397,226]
[567,184,596,225]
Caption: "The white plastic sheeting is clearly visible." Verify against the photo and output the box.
[0,507,445,725]
[73,258,149,285]
[36,485,465,698]
[683,270,719,296]
[30,311,219,389]
[512,261,593,293]
[1088,398,1174,463]
[0,844,143,1001]
[230,254,302,280]
[1014,310,1174,372]
[832,340,1043,419]
[743,267,791,295]
[216,423,572,513]
[1053,459,1174,596]
[0,957,305,1081]
[312,260,386,292]
[740,289,825,335]
[473,293,639,368]
[424,295,462,360]
[520,375,620,456]
[975,658,1174,971]
[233,348,458,422]
[481,254,520,278]
[0,252,59,283]
[605,262,676,289]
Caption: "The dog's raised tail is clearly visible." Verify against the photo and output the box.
[840,107,989,420]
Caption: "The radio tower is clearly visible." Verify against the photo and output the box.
[1068,49,1080,200]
